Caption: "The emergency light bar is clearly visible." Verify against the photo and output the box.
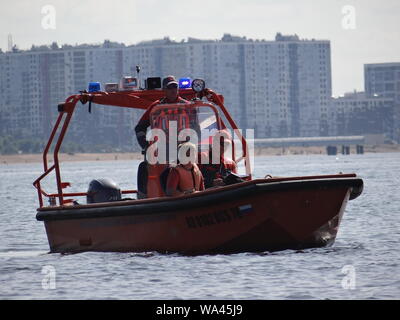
[179,78,191,89]
[88,82,101,92]
[105,83,119,92]
[119,76,138,91]
[145,77,162,90]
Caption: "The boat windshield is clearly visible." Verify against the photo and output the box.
[150,102,222,150]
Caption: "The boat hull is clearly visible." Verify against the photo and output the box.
[37,177,363,255]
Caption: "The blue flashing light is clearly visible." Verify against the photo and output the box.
[179,78,191,89]
[88,82,101,92]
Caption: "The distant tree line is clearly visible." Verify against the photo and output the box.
[0,135,134,155]
[0,135,44,154]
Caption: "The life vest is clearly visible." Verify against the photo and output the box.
[173,164,203,195]
[146,163,168,198]
[151,106,190,131]
[135,97,189,149]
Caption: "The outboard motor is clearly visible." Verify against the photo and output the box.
[87,178,122,204]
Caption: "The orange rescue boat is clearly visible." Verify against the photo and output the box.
[34,80,363,254]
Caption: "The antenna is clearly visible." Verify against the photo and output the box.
[136,65,142,89]
[8,34,13,52]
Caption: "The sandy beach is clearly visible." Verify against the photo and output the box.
[1,144,400,164]
[0,152,143,165]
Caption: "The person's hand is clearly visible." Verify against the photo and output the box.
[213,178,225,186]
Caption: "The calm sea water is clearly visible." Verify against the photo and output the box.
[0,153,399,300]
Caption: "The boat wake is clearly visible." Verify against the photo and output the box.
[0,250,48,258]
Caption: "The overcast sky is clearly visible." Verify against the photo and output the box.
[1,0,399,96]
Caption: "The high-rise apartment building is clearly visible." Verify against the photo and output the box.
[364,62,400,141]
[140,33,332,138]
[241,34,331,137]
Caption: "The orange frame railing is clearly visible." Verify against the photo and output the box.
[33,88,252,208]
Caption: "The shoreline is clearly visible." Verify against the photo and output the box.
[0,152,143,165]
[1,145,400,164]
